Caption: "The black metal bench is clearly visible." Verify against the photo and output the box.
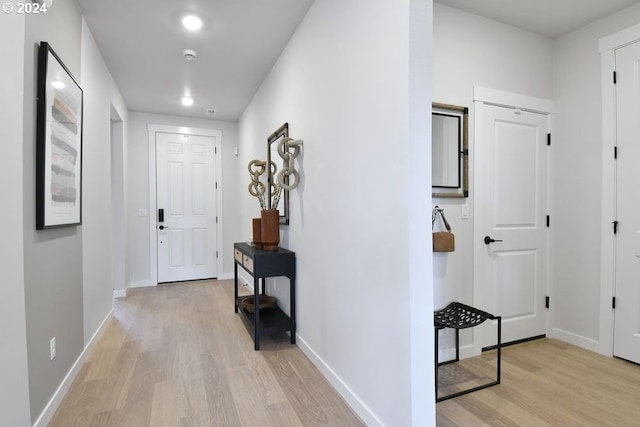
[434,302,501,402]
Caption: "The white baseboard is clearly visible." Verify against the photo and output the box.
[33,309,114,427]
[552,328,601,354]
[113,288,127,299]
[130,280,155,288]
[217,272,234,280]
[237,270,253,289]
[296,334,385,427]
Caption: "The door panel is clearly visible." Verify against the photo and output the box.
[157,132,217,282]
[476,103,549,346]
[495,123,538,226]
[614,42,640,364]
[495,251,536,320]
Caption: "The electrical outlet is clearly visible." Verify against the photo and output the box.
[50,337,56,361]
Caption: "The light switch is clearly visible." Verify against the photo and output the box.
[461,204,469,220]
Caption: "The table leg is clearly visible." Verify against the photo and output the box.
[435,327,439,401]
[290,272,296,344]
[254,274,260,351]
[234,262,238,313]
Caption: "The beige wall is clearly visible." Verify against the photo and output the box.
[22,2,85,421]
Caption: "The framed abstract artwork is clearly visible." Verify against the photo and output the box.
[36,41,83,229]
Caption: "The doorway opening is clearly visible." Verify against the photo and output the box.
[147,124,224,285]
[110,105,126,298]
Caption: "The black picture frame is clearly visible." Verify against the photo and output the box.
[36,41,83,229]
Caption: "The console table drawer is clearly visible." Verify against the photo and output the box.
[242,255,254,273]
[234,248,243,263]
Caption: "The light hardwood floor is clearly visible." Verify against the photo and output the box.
[49,280,364,427]
[437,338,640,427]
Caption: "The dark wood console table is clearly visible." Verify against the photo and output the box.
[233,242,296,350]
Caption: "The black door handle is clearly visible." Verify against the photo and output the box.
[159,225,168,230]
[484,236,503,245]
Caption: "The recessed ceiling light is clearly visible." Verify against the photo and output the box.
[182,15,203,32]
[181,96,194,107]
[51,80,65,89]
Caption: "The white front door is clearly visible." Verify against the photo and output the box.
[475,102,550,347]
[613,41,640,364]
[156,132,217,283]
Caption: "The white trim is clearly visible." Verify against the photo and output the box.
[474,86,556,114]
[113,288,127,299]
[552,328,601,354]
[217,272,234,280]
[599,48,616,357]
[437,344,476,363]
[599,22,640,52]
[597,27,639,358]
[147,124,224,286]
[546,113,556,344]
[296,335,384,427]
[130,280,155,289]
[33,309,114,427]
[472,90,555,357]
[237,270,253,290]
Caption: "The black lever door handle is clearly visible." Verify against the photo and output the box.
[159,225,168,230]
[484,236,503,245]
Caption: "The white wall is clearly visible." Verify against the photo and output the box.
[80,18,129,341]
[238,1,433,425]
[434,3,554,104]
[552,2,640,351]
[432,3,553,352]
[126,112,240,285]
[434,1,640,357]
[0,9,32,427]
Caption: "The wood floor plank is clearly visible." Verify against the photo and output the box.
[149,380,187,427]
[437,338,640,427]
[50,279,363,427]
[262,347,329,426]
[199,352,243,427]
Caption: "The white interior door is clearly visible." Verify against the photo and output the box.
[156,132,217,283]
[475,102,549,347]
[613,41,640,364]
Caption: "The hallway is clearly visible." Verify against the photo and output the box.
[49,280,364,427]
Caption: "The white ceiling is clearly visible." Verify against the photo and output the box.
[435,0,640,38]
[77,0,314,121]
[79,0,640,122]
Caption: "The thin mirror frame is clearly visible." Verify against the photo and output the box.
[267,122,290,225]
[432,102,469,198]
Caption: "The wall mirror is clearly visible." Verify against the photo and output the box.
[267,122,290,225]
[432,102,469,198]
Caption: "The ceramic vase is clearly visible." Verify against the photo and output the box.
[261,209,279,251]
[252,218,263,249]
